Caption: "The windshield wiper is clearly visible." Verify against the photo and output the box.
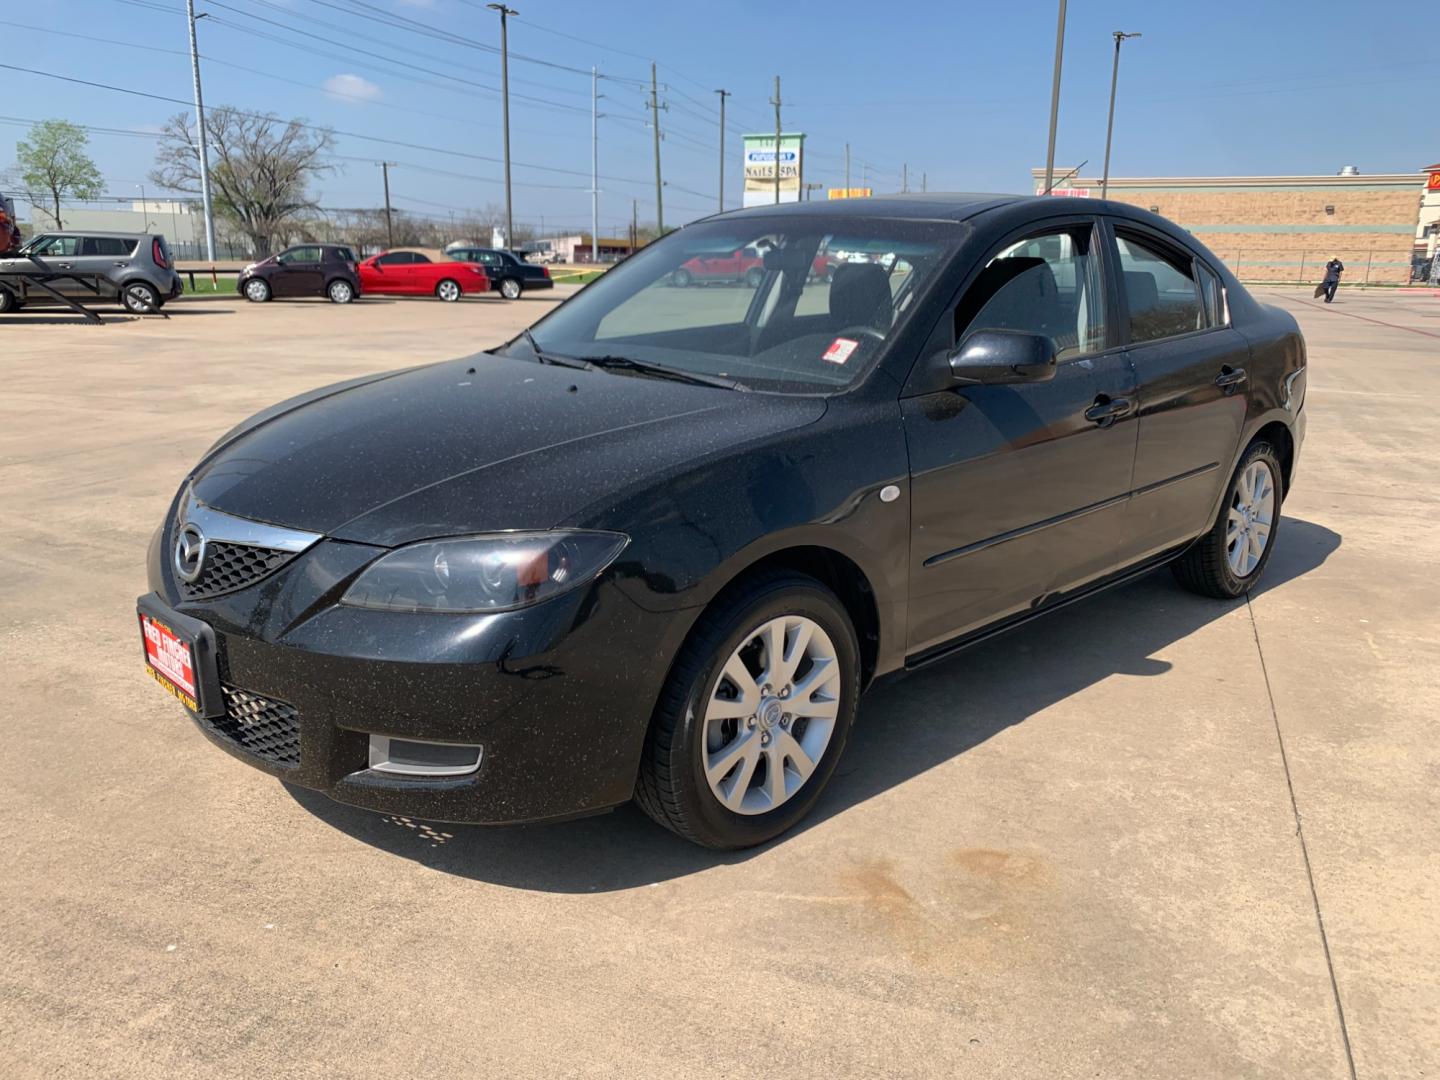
[577,354,747,391]
[519,328,593,371]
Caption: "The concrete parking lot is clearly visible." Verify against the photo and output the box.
[1,286,1436,1078]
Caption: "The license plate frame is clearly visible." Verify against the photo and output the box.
[137,593,224,718]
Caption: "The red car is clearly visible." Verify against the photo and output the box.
[671,245,837,287]
[358,250,495,301]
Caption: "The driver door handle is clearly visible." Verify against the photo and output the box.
[1084,395,1133,426]
[56,262,73,269]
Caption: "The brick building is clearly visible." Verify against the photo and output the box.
[1029,168,1429,284]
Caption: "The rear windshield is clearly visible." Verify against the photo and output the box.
[524,216,963,393]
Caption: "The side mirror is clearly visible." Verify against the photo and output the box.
[949,330,1058,386]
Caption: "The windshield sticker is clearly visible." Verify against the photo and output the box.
[823,337,859,365]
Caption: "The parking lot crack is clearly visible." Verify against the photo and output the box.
[1246,595,1358,1080]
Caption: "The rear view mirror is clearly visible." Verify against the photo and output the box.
[949,330,1058,386]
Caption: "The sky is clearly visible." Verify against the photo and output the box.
[5,0,1437,235]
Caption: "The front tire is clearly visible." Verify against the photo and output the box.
[435,278,462,302]
[498,277,523,300]
[744,267,765,288]
[121,281,160,314]
[671,268,693,288]
[244,278,271,303]
[1173,440,1283,599]
[0,287,21,313]
[635,571,860,849]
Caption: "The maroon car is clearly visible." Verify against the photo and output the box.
[237,244,362,304]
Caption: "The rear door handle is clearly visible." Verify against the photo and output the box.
[1215,366,1248,391]
[1084,395,1133,426]
[56,262,72,269]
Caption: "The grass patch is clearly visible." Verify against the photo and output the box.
[549,269,604,285]
[181,276,235,295]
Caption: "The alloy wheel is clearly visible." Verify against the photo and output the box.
[122,284,158,313]
[329,280,354,304]
[437,280,461,302]
[702,615,841,815]
[1227,460,1276,577]
[500,278,522,300]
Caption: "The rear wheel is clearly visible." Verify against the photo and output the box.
[435,278,462,302]
[0,287,21,313]
[1173,440,1283,599]
[121,281,160,314]
[671,268,693,288]
[635,571,860,849]
[327,279,355,304]
[244,278,271,303]
[498,277,523,300]
[744,267,765,288]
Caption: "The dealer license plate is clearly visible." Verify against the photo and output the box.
[140,610,201,712]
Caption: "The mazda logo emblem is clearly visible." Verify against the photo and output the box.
[174,523,207,583]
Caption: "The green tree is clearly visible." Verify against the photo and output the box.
[16,120,104,229]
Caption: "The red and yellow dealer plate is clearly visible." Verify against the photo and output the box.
[139,610,199,712]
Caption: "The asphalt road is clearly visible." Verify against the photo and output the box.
[1,286,1435,1078]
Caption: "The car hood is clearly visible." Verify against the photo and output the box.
[189,353,826,547]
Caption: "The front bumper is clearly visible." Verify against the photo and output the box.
[145,524,693,825]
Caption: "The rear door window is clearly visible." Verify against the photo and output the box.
[82,237,137,256]
[1115,232,1205,343]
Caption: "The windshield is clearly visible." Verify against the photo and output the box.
[523,216,963,393]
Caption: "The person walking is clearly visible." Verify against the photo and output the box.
[1321,256,1344,303]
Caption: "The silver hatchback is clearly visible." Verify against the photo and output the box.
[0,231,183,314]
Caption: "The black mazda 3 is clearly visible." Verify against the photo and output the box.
[139,194,1306,848]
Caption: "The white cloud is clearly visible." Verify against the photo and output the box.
[323,73,382,104]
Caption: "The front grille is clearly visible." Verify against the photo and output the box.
[181,541,295,600]
[205,683,301,767]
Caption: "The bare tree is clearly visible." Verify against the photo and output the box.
[152,107,334,257]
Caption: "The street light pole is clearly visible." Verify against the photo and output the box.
[1042,0,1068,194]
[487,4,517,248]
[380,162,394,248]
[715,88,730,212]
[591,66,601,263]
[185,0,217,265]
[1101,31,1142,200]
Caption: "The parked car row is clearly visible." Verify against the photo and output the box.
[236,244,554,304]
[0,230,181,313]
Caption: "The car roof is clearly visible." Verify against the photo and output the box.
[700,192,1185,227]
[30,230,153,239]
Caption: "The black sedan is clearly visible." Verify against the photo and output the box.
[445,246,554,299]
[139,195,1306,849]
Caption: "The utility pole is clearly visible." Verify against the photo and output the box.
[922,171,927,193]
[648,63,665,233]
[379,162,394,248]
[185,0,217,266]
[715,88,730,213]
[487,4,517,247]
[1101,31,1142,199]
[631,198,638,253]
[770,75,783,205]
[591,66,601,263]
[902,163,908,193]
[845,142,851,194]
[1043,0,1068,194]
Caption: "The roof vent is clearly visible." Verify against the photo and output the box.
[1338,164,1360,176]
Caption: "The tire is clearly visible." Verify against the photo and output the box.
[1172,440,1284,599]
[671,268,693,288]
[328,279,355,304]
[744,267,765,288]
[121,281,160,314]
[635,570,861,849]
[243,278,271,303]
[435,278,462,303]
[498,277,523,300]
[0,287,21,314]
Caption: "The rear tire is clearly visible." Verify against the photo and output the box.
[435,279,462,302]
[1172,440,1284,599]
[635,570,860,849]
[498,277,523,300]
[244,278,271,303]
[327,279,355,304]
[0,287,21,313]
[744,267,765,288]
[671,268,693,288]
[121,281,159,314]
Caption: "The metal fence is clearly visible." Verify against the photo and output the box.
[1204,247,1427,286]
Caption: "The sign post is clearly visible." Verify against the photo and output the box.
[742,133,804,208]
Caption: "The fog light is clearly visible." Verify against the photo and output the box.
[368,735,483,777]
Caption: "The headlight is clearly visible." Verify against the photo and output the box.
[340,531,628,613]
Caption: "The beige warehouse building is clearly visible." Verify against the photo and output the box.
[1029,168,1429,284]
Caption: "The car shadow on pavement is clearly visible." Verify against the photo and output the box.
[2,308,237,325]
[285,516,1341,893]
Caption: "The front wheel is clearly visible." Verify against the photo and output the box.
[744,267,765,288]
[498,277,523,300]
[635,571,860,849]
[435,278,462,302]
[243,278,271,303]
[1172,440,1283,599]
[0,287,21,313]
[328,279,355,304]
[670,268,692,288]
[121,281,160,314]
